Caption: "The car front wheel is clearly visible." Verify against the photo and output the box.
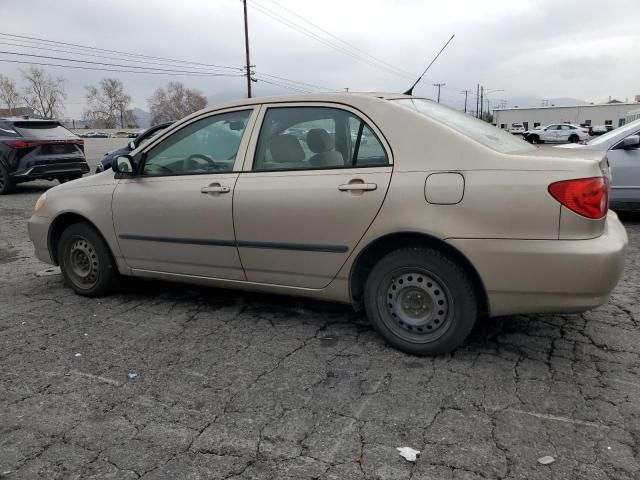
[58,223,119,296]
[364,247,478,355]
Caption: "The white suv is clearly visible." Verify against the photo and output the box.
[525,124,590,144]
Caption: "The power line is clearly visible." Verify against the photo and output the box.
[254,76,311,93]
[262,0,415,78]
[0,58,244,77]
[253,71,332,91]
[0,50,243,76]
[0,40,236,74]
[244,0,414,80]
[0,32,329,92]
[0,32,243,72]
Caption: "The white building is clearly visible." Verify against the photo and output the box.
[493,101,640,131]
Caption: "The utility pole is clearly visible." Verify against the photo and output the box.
[433,83,445,103]
[242,0,252,98]
[461,89,471,113]
[475,84,480,118]
[479,86,484,120]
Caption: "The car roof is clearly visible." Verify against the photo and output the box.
[197,92,416,113]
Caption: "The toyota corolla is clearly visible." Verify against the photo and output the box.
[28,93,628,355]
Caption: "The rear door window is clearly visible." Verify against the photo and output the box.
[253,106,388,171]
[13,121,77,139]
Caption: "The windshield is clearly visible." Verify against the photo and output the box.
[393,98,535,154]
[587,119,640,146]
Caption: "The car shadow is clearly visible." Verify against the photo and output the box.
[113,277,541,355]
[11,183,54,195]
[616,211,640,224]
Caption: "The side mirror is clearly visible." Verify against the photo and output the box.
[620,135,640,149]
[112,154,136,175]
[128,140,136,150]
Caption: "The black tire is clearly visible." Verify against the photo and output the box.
[0,163,15,195]
[528,135,541,144]
[568,134,579,143]
[57,222,119,296]
[364,247,478,355]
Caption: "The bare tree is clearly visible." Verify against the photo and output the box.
[0,74,20,115]
[21,67,67,119]
[148,81,207,124]
[84,78,132,129]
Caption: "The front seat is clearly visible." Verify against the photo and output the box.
[267,134,306,169]
[306,129,344,167]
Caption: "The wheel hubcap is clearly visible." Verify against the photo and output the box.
[386,272,450,335]
[68,238,99,286]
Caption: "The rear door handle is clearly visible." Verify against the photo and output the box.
[338,183,377,191]
[200,184,230,194]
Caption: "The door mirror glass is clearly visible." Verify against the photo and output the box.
[128,140,136,150]
[620,134,640,149]
[112,154,135,174]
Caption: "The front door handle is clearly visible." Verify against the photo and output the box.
[338,182,377,191]
[200,184,230,194]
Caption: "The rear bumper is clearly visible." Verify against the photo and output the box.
[27,214,55,265]
[12,160,90,180]
[448,212,628,316]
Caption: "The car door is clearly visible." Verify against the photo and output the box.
[542,125,559,142]
[608,131,640,207]
[112,108,257,279]
[558,125,572,142]
[233,104,392,288]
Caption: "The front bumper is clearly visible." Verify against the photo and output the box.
[448,212,628,316]
[28,214,55,265]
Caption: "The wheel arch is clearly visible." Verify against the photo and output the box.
[48,212,112,265]
[349,231,489,316]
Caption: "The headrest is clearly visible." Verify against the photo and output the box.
[269,134,305,162]
[306,128,334,153]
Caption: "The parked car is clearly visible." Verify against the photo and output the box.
[111,131,130,138]
[79,131,109,138]
[524,123,590,144]
[591,125,609,136]
[28,93,627,355]
[557,118,640,211]
[508,123,525,135]
[95,122,173,173]
[0,118,89,194]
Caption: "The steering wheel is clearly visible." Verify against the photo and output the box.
[184,153,221,172]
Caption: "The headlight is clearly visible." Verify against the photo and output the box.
[34,192,47,212]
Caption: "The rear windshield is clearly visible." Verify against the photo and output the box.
[393,98,535,154]
[13,121,77,139]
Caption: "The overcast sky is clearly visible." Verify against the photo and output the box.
[1,0,638,118]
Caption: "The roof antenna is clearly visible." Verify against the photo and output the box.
[404,34,455,96]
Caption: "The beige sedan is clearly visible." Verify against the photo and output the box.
[28,93,628,355]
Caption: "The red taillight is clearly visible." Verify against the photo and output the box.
[3,139,84,148]
[548,177,609,219]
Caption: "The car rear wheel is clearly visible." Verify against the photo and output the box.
[568,134,579,143]
[0,163,15,195]
[364,247,478,355]
[58,223,119,296]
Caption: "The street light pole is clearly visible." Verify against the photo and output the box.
[433,83,445,103]
[242,0,252,98]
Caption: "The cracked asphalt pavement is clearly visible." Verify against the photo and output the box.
[1,139,639,479]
